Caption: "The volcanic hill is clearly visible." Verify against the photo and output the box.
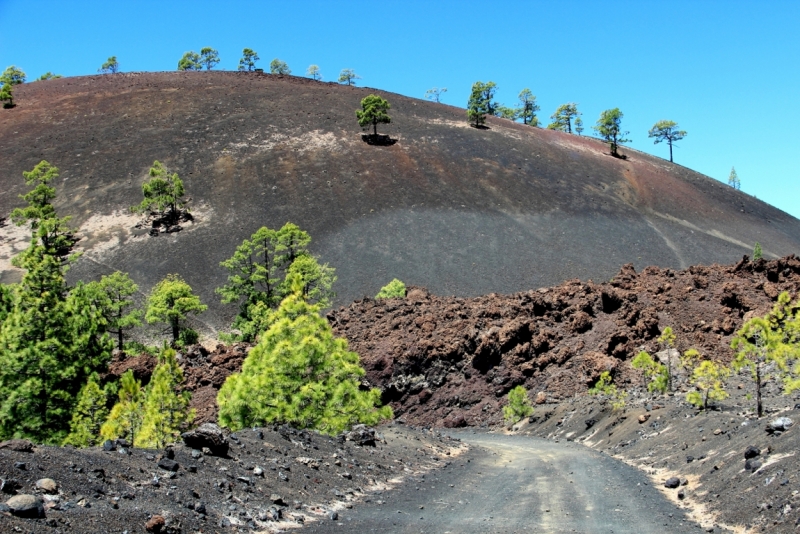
[1,71,799,333]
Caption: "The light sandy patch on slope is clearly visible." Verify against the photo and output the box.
[226,128,352,156]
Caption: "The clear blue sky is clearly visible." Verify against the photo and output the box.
[2,0,799,218]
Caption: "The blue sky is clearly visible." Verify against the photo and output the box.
[2,0,799,218]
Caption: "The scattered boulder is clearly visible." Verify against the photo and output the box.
[35,478,58,494]
[102,440,116,451]
[535,391,547,404]
[638,414,650,424]
[766,417,793,433]
[181,423,229,456]
[342,424,377,446]
[6,494,44,518]
[0,439,33,452]
[585,419,597,429]
[744,446,760,460]
[145,514,166,533]
[1,478,21,494]
[157,458,179,472]
[664,477,681,489]
[745,458,762,473]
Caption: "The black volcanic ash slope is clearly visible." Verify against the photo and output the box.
[1,71,798,331]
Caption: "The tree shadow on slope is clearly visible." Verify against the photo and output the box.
[361,134,397,146]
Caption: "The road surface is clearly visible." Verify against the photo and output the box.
[304,432,720,533]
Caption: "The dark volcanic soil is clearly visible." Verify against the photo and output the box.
[331,255,800,429]
[0,425,464,533]
[2,72,799,334]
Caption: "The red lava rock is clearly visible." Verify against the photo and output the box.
[145,514,165,533]
[327,256,800,427]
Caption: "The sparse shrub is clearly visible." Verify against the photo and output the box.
[376,279,406,299]
[588,371,627,410]
[503,386,534,425]
[658,326,677,391]
[217,279,392,434]
[178,327,199,347]
[425,87,447,103]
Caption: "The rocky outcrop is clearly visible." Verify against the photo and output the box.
[330,256,800,427]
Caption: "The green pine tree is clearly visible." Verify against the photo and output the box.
[62,375,108,447]
[100,370,144,445]
[89,272,142,350]
[375,279,406,299]
[503,385,534,425]
[356,95,391,136]
[753,242,763,261]
[466,81,497,127]
[136,348,195,449]
[131,161,186,223]
[217,278,393,434]
[146,274,207,343]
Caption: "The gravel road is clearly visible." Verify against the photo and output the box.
[305,432,721,533]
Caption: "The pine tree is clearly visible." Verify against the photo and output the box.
[89,272,142,350]
[217,279,392,434]
[307,65,322,80]
[282,255,336,307]
[199,48,220,70]
[593,108,630,157]
[137,348,194,449]
[356,95,392,136]
[728,167,741,190]
[516,89,540,126]
[177,51,202,71]
[270,59,291,75]
[574,117,584,135]
[0,283,15,325]
[503,386,534,424]
[648,120,687,163]
[658,326,677,391]
[146,274,207,342]
[376,279,406,299]
[466,81,497,127]
[686,358,730,410]
[631,350,667,393]
[238,49,259,71]
[547,103,581,133]
[753,242,763,261]
[62,375,108,447]
[100,370,144,445]
[131,161,186,223]
[588,371,628,410]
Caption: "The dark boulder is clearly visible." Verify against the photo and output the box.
[664,477,681,489]
[182,423,229,456]
[6,494,44,518]
[341,425,377,446]
[744,446,760,460]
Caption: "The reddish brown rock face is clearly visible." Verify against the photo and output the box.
[329,256,800,427]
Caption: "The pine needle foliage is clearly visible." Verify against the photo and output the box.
[375,279,406,299]
[503,385,534,425]
[137,348,195,449]
[686,357,730,410]
[146,274,207,343]
[588,371,628,410]
[466,81,497,127]
[62,375,108,447]
[753,242,763,261]
[356,95,391,136]
[217,281,393,434]
[100,370,144,445]
[631,350,668,393]
[131,161,186,222]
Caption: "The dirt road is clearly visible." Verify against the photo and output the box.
[305,432,720,533]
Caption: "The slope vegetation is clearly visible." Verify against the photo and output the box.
[1,72,798,332]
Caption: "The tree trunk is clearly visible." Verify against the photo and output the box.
[756,362,763,418]
[373,122,377,136]
[171,318,180,342]
[669,140,674,163]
